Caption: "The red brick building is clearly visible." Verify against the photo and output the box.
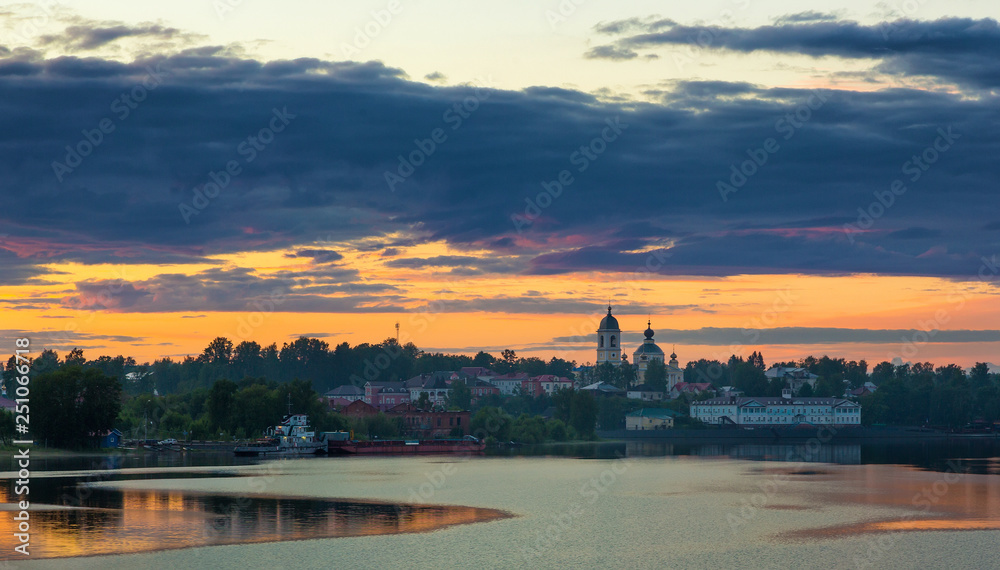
[386,403,470,438]
[341,400,379,418]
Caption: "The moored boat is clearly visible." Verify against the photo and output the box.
[234,414,327,457]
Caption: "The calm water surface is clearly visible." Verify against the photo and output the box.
[2,441,999,569]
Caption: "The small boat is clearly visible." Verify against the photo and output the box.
[234,414,327,457]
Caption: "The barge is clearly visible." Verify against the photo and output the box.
[234,414,485,457]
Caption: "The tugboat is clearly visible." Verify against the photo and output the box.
[234,414,328,457]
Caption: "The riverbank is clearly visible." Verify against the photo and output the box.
[598,426,1000,443]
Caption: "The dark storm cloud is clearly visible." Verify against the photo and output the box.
[0,248,53,284]
[60,268,406,313]
[594,17,677,35]
[284,248,344,263]
[409,297,670,315]
[775,12,839,25]
[584,45,639,60]
[0,329,146,351]
[0,38,997,282]
[39,23,194,51]
[384,255,522,274]
[596,17,1000,88]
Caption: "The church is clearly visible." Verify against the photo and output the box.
[596,305,683,390]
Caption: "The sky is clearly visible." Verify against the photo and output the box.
[0,1,998,369]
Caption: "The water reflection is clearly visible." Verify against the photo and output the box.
[773,464,1000,539]
[0,485,510,560]
[494,439,1000,474]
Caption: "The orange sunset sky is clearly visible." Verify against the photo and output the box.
[1,2,999,369]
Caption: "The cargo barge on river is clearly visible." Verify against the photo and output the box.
[234,414,484,457]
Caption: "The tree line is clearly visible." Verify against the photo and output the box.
[3,338,577,397]
[3,339,998,448]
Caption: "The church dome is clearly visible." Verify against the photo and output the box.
[644,320,654,339]
[634,342,664,355]
[598,305,619,330]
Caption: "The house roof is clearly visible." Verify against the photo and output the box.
[531,375,572,383]
[325,385,363,397]
[633,342,664,355]
[627,408,682,418]
[628,384,662,393]
[672,382,713,392]
[581,382,625,393]
[492,372,529,381]
[692,396,859,407]
[765,366,819,380]
[460,367,495,377]
[406,372,466,389]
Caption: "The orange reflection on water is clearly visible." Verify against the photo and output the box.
[772,464,1000,541]
[0,488,511,560]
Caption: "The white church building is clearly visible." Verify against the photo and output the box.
[596,306,683,391]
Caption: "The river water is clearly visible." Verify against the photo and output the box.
[3,440,999,569]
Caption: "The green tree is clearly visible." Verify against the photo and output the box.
[447,379,472,410]
[510,414,547,443]
[970,362,991,388]
[568,390,597,439]
[644,359,667,392]
[65,348,86,367]
[545,357,575,378]
[496,349,518,374]
[472,351,496,368]
[32,349,60,376]
[870,361,894,385]
[201,337,234,365]
[470,406,512,442]
[546,419,569,441]
[416,392,431,410]
[208,379,239,431]
[0,410,14,446]
[595,361,617,385]
[517,356,546,376]
[33,367,122,448]
[233,384,280,437]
